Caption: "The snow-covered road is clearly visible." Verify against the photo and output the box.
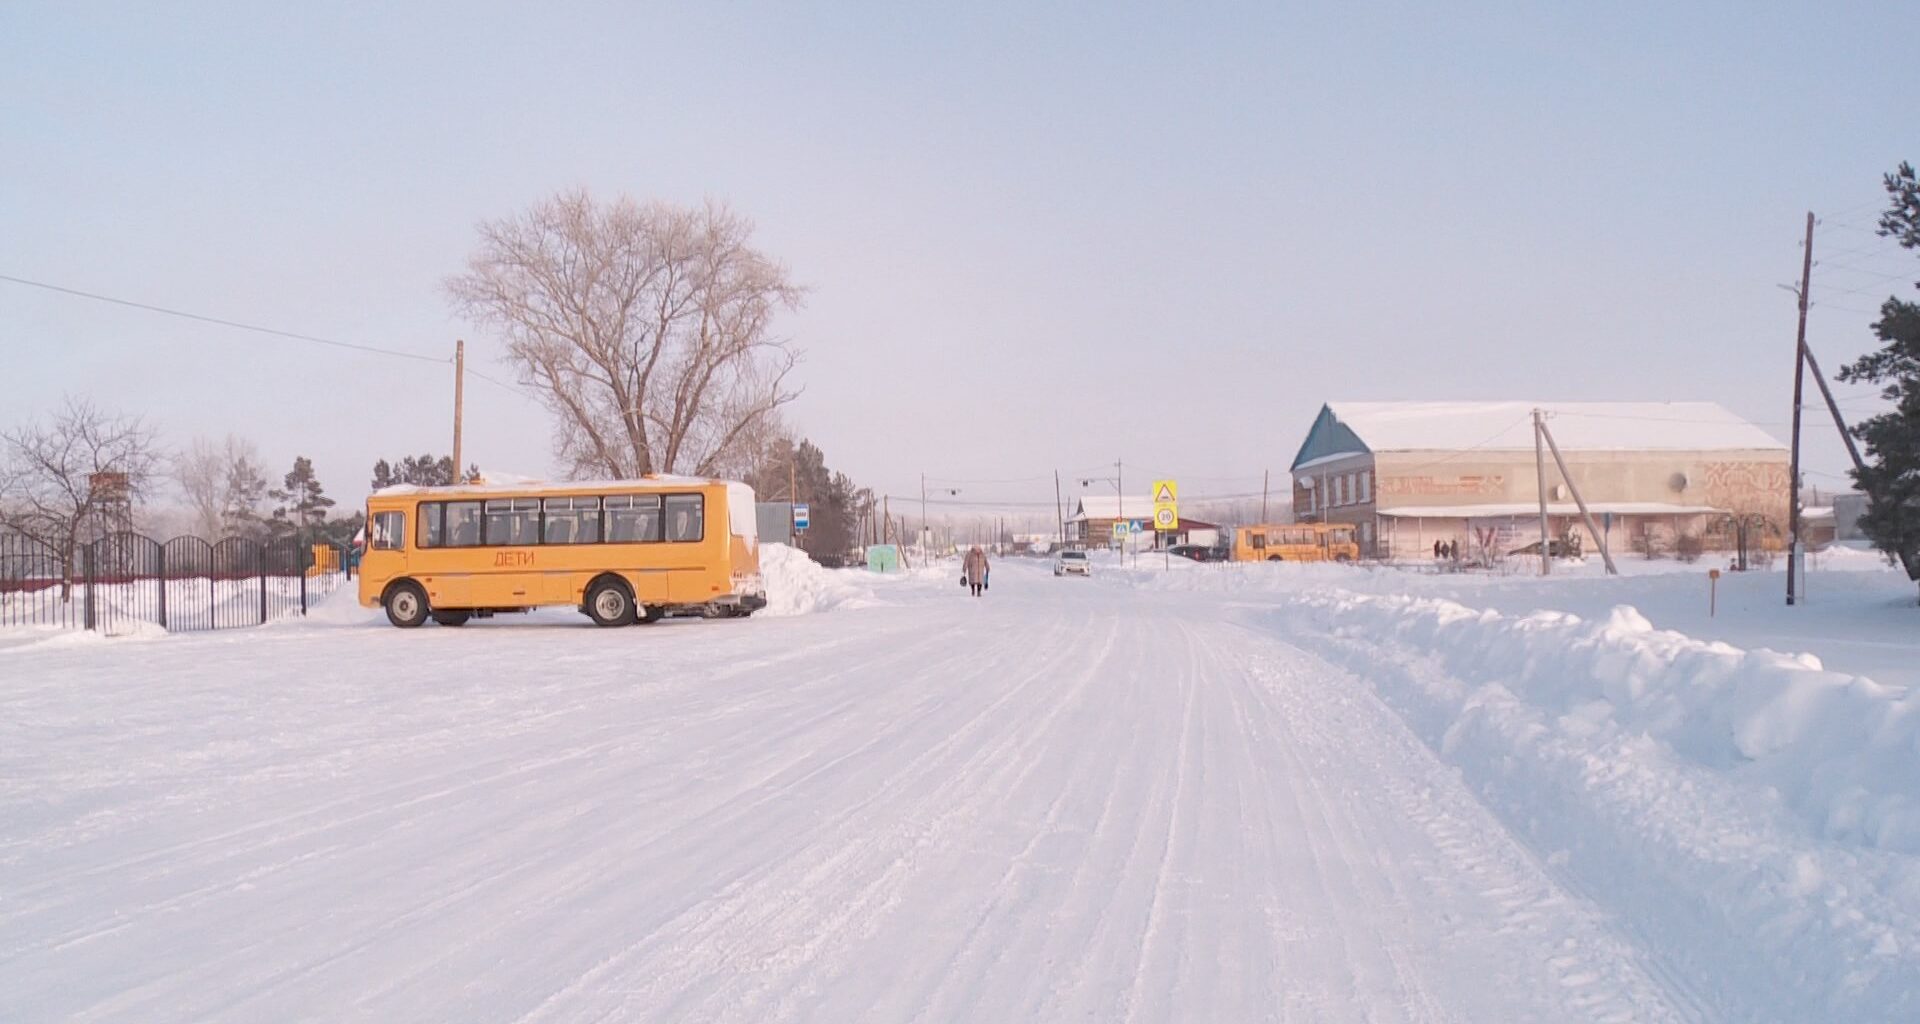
[0,558,1889,1021]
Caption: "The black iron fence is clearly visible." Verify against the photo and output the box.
[1,532,352,636]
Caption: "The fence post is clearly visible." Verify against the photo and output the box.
[156,540,168,631]
[81,544,95,632]
[259,549,268,625]
[299,536,309,616]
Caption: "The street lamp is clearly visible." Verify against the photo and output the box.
[920,474,959,555]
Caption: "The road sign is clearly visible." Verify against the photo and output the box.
[1112,520,1131,536]
[793,503,810,531]
[1152,478,1178,531]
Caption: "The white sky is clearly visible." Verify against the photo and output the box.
[2,2,1912,520]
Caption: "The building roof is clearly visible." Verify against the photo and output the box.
[1291,401,1785,470]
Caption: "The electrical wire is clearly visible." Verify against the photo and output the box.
[0,272,449,364]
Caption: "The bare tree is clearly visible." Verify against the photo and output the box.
[174,435,269,539]
[0,398,160,594]
[449,190,804,478]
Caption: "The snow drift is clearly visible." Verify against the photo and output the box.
[759,543,885,616]
[1289,589,1920,854]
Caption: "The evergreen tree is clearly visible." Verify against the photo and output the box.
[1838,161,1920,596]
[221,451,269,538]
[268,456,335,535]
[371,454,476,489]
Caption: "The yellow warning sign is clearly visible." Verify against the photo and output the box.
[1152,479,1178,531]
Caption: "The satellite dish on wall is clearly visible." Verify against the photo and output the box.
[1670,472,1690,493]
[1551,484,1568,501]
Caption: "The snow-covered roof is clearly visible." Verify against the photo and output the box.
[373,473,724,497]
[1067,496,1160,521]
[1292,402,1784,470]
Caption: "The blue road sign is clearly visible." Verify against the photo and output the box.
[793,503,810,531]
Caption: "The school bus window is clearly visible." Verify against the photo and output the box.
[444,501,483,547]
[371,511,405,551]
[484,498,540,546]
[666,494,704,542]
[418,502,444,548]
[543,496,601,545]
[605,494,663,542]
[1250,532,1266,550]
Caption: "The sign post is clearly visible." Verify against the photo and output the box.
[793,503,811,533]
[1152,479,1179,570]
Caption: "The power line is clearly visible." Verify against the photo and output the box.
[0,272,449,365]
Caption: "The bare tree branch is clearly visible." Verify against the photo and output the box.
[448,191,805,479]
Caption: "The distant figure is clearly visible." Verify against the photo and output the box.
[963,545,990,597]
[1432,539,1443,559]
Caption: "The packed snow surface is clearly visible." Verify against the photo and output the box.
[2,552,1916,1021]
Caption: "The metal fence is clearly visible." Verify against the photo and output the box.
[1,532,352,636]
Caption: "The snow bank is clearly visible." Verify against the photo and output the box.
[1292,589,1920,853]
[1277,587,1920,1017]
[759,543,886,616]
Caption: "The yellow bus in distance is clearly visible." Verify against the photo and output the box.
[1231,523,1360,563]
[358,476,766,628]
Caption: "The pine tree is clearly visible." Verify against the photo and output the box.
[268,456,335,535]
[370,454,476,489]
[221,452,269,538]
[1838,161,1920,596]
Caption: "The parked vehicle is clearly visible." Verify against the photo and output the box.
[359,476,767,628]
[1053,549,1091,577]
[1230,523,1359,563]
[1167,544,1226,563]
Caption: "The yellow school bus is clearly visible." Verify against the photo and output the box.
[1231,523,1360,563]
[358,476,765,628]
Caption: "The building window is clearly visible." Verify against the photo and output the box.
[1358,472,1370,504]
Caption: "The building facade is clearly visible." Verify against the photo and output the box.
[1289,402,1790,561]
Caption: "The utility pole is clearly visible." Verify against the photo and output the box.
[1788,211,1814,606]
[451,339,465,484]
[1533,408,1551,576]
[1261,469,1270,523]
[1054,470,1064,547]
[1802,340,1915,577]
[1539,417,1619,575]
[1117,459,1125,566]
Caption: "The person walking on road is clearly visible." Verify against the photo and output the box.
[963,545,990,597]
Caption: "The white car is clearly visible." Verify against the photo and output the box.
[1053,549,1091,577]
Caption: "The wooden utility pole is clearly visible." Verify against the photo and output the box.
[451,339,465,483]
[1261,469,1270,522]
[1801,340,1916,578]
[1533,408,1551,576]
[1539,418,1619,575]
[1788,211,1814,606]
[1054,470,1065,546]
